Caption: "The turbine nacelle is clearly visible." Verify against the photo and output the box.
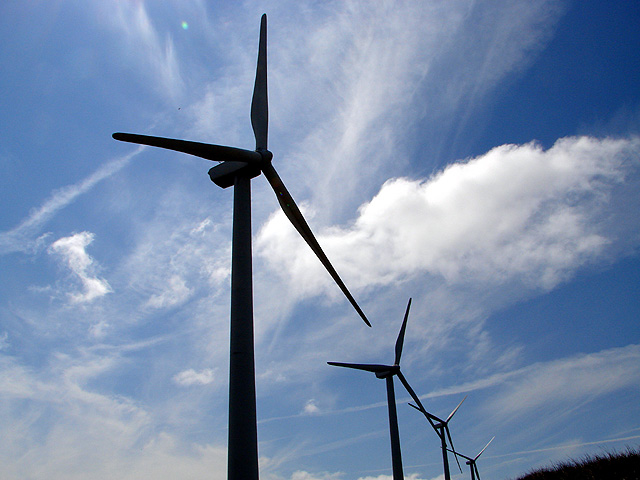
[375,365,400,379]
[208,148,273,188]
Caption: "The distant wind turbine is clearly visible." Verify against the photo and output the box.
[328,298,423,480]
[449,436,495,480]
[112,14,370,480]
[409,396,467,480]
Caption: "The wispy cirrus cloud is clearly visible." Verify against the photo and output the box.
[277,343,640,422]
[95,1,185,101]
[486,343,640,416]
[0,351,228,480]
[261,0,566,220]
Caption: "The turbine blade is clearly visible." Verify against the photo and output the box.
[327,362,391,374]
[408,401,442,425]
[475,436,494,460]
[112,133,262,163]
[475,464,481,480]
[447,447,473,462]
[396,371,421,409]
[446,395,467,423]
[262,162,371,326]
[251,14,268,150]
[398,372,437,429]
[394,298,411,365]
[445,426,463,473]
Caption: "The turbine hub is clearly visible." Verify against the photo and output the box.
[256,148,273,163]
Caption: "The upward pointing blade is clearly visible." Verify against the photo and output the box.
[446,395,467,423]
[475,436,494,460]
[262,162,371,326]
[251,14,268,151]
[394,298,411,365]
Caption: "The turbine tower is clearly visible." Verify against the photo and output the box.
[328,298,423,480]
[409,396,466,480]
[449,437,494,480]
[112,14,370,480]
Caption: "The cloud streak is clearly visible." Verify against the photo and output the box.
[486,343,640,417]
[0,148,140,255]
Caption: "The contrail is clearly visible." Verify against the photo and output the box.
[0,146,143,254]
[487,435,640,459]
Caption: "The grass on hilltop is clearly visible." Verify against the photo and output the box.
[513,447,640,480]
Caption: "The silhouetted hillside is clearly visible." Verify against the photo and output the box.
[513,448,640,480]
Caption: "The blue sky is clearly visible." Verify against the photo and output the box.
[1,1,639,479]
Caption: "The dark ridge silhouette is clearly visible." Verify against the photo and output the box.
[512,447,640,480]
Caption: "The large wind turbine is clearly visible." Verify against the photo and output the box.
[112,14,370,480]
[449,437,494,480]
[409,396,467,480]
[328,298,423,480]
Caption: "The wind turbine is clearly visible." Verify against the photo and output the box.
[328,298,423,480]
[112,14,370,480]
[409,396,467,480]
[449,437,494,480]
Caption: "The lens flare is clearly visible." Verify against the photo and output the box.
[181,21,189,30]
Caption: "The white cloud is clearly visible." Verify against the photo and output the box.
[257,136,640,302]
[357,474,429,480]
[48,232,112,303]
[173,368,215,387]
[290,472,342,480]
[302,399,320,415]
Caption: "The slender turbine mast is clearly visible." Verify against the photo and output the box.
[112,14,370,480]
[449,436,494,480]
[328,299,423,480]
[409,396,466,480]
